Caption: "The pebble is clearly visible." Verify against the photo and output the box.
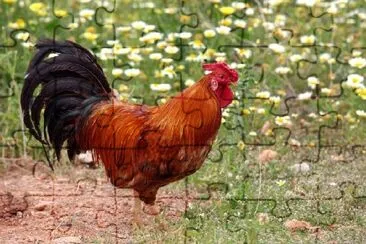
[34,201,51,211]
[291,162,311,173]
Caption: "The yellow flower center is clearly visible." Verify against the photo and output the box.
[219,6,236,15]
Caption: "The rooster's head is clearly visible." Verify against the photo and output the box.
[203,62,239,108]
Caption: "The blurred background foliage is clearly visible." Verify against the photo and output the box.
[0,1,365,242]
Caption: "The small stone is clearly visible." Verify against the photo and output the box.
[299,162,310,173]
[291,163,311,174]
[34,201,51,211]
[77,151,93,163]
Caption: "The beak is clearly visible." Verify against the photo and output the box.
[231,77,238,86]
[230,69,239,85]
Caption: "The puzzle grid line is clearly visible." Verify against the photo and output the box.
[0,0,365,243]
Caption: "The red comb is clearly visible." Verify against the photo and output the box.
[202,62,230,71]
[202,62,239,82]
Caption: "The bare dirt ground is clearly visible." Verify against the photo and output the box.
[0,158,187,243]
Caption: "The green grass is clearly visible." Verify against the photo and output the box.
[131,148,366,243]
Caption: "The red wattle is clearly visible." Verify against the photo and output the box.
[216,86,233,108]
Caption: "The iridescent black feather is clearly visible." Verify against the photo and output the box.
[21,39,111,160]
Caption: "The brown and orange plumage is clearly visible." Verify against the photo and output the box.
[21,40,238,205]
[79,77,222,203]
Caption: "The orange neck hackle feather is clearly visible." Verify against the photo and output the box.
[150,75,221,146]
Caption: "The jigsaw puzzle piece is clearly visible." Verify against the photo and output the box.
[184,198,272,242]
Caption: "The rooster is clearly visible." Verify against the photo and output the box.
[21,40,238,218]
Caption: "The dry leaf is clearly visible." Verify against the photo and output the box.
[258,149,278,164]
[284,219,318,232]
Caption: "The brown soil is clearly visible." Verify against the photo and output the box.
[0,158,187,243]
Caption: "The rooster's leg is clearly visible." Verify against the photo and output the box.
[142,203,161,215]
[140,188,161,215]
[133,190,143,227]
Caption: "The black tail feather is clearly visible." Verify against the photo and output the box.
[21,39,111,162]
